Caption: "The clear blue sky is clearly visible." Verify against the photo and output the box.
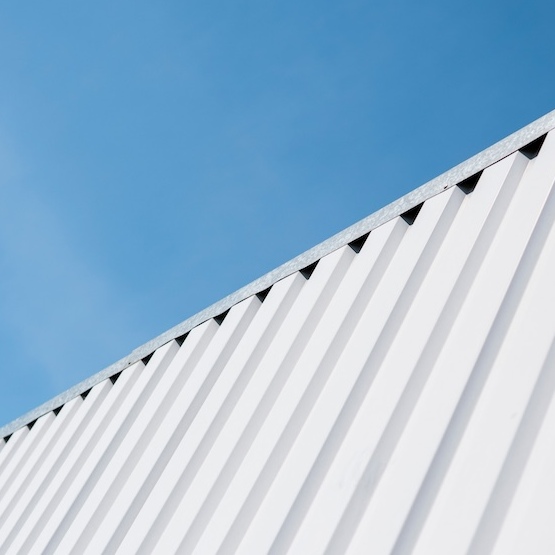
[1,0,554,426]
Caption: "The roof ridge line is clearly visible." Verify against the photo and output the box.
[2,108,555,440]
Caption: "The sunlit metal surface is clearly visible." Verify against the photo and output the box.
[1,118,555,554]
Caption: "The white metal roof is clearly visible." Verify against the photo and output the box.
[1,111,555,554]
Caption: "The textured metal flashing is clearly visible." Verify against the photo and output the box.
[2,108,555,440]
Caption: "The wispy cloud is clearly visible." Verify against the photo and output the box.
[0,136,139,398]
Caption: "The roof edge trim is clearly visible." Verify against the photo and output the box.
[2,108,555,439]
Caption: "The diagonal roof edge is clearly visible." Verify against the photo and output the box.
[2,108,555,440]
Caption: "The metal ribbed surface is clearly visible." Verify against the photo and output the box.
[1,130,555,554]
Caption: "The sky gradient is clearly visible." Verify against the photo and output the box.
[1,0,554,426]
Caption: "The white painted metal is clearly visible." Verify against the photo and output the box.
[1,118,555,554]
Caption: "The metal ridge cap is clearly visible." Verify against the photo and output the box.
[2,108,555,440]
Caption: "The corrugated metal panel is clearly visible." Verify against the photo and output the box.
[1,120,555,554]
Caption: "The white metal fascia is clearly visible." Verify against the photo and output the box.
[2,111,555,555]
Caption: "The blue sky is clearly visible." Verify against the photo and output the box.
[1,0,554,426]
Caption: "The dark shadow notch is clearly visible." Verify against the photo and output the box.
[348,232,370,253]
[27,419,37,430]
[457,171,483,194]
[53,405,63,416]
[81,388,91,400]
[520,134,547,159]
[175,333,189,346]
[141,353,154,366]
[400,202,424,225]
[110,371,122,384]
[300,261,319,280]
[3,433,12,444]
[256,286,272,303]
[214,309,230,325]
